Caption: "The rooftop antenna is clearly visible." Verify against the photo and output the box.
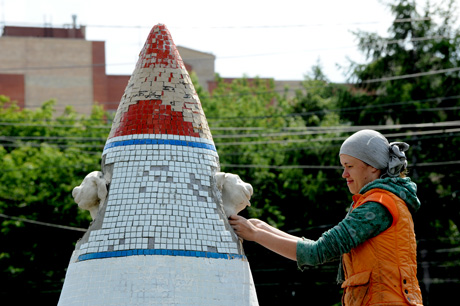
[43,14,52,27]
[72,14,77,29]
[1,0,5,28]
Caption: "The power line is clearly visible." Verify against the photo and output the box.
[0,136,106,141]
[0,36,455,74]
[1,162,100,173]
[214,128,460,146]
[277,120,460,132]
[0,142,104,149]
[17,100,460,114]
[0,213,87,232]
[1,135,459,168]
[7,93,460,123]
[3,128,458,161]
[220,164,341,170]
[206,94,460,122]
[2,18,429,31]
[0,19,455,75]
[217,126,460,142]
[1,121,459,143]
[393,17,432,23]
[0,121,111,128]
[0,63,108,73]
[386,35,447,45]
[1,154,458,172]
[414,160,460,167]
[212,122,460,139]
[208,36,453,59]
[220,160,460,170]
[361,67,460,83]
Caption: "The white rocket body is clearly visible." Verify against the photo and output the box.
[58,24,258,306]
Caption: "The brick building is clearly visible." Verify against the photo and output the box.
[0,24,302,115]
[0,24,216,115]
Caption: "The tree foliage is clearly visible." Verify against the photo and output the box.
[0,96,110,302]
[202,73,347,231]
[340,0,460,125]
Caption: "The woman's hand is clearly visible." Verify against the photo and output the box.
[229,215,259,241]
[229,215,300,261]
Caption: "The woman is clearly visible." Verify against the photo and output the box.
[229,129,424,306]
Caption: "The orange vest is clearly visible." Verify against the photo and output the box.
[341,188,423,306]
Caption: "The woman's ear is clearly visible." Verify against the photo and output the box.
[371,167,382,178]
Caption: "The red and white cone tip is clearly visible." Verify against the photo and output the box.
[108,23,212,141]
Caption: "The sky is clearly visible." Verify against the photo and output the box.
[0,0,445,83]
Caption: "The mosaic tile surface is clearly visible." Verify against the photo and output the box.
[108,24,211,140]
[59,24,258,305]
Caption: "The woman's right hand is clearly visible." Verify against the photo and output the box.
[229,215,259,241]
[229,215,299,261]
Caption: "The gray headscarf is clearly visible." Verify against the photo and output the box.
[339,129,409,177]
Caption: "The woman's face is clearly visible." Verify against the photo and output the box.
[340,154,381,195]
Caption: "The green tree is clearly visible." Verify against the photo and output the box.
[0,96,111,303]
[339,0,460,125]
[202,74,347,230]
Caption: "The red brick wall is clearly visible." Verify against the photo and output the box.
[106,75,130,111]
[92,41,109,108]
[0,29,209,113]
[2,26,85,39]
[0,74,25,108]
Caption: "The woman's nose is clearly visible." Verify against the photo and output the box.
[342,169,348,178]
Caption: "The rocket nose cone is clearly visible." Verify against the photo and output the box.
[106,23,213,142]
[136,23,185,71]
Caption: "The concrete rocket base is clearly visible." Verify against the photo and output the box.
[58,24,259,305]
[59,254,257,305]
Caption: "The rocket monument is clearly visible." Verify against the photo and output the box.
[58,24,259,305]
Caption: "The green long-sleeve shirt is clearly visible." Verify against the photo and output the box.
[297,202,392,266]
[296,177,421,282]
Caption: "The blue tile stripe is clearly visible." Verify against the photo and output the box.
[77,249,247,262]
[103,139,216,152]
